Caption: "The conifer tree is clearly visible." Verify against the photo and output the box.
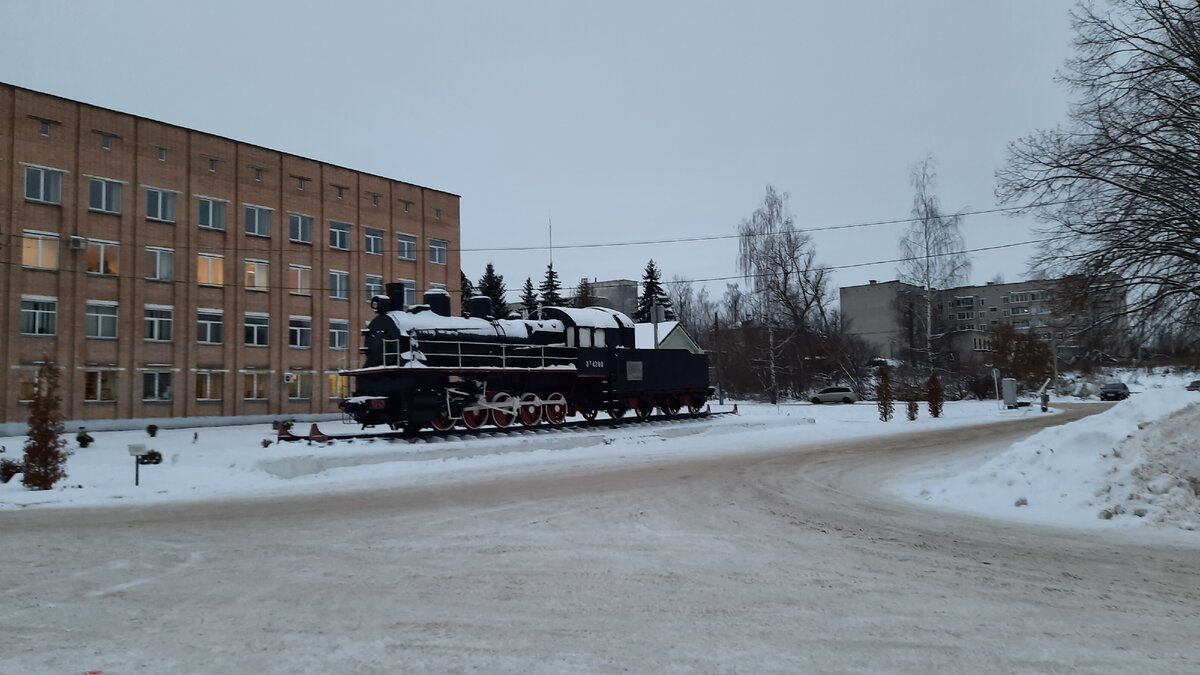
[459,270,476,316]
[538,263,565,307]
[520,277,539,317]
[574,278,597,308]
[634,259,675,323]
[926,372,944,418]
[22,360,71,490]
[476,262,508,317]
[876,367,895,423]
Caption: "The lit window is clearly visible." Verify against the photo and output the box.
[329,319,349,350]
[245,314,269,346]
[146,188,177,223]
[143,372,172,402]
[21,297,57,336]
[195,372,224,401]
[287,372,313,400]
[89,178,122,214]
[289,265,312,295]
[144,305,174,341]
[365,274,383,300]
[86,240,119,276]
[429,239,448,265]
[289,317,312,349]
[289,213,313,243]
[84,371,117,402]
[198,197,227,231]
[245,259,269,291]
[146,247,174,281]
[245,204,271,237]
[19,371,40,402]
[364,228,383,254]
[244,372,268,400]
[25,166,63,204]
[197,253,224,286]
[22,231,59,269]
[198,310,223,345]
[330,270,349,300]
[329,221,350,250]
[397,234,417,261]
[85,301,118,339]
[328,373,351,399]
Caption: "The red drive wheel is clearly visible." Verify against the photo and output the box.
[461,403,489,429]
[544,392,567,425]
[489,392,516,428]
[518,393,543,426]
[430,412,455,431]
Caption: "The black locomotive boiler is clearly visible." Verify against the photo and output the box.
[338,284,711,432]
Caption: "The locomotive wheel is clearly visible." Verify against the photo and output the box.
[430,412,455,431]
[544,392,568,425]
[687,397,706,414]
[518,393,543,426]
[634,399,654,421]
[461,404,489,429]
[489,392,516,428]
[661,399,682,417]
[608,404,627,420]
[579,407,598,422]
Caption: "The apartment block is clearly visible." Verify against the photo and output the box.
[1,83,460,432]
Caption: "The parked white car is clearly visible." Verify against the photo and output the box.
[811,386,859,404]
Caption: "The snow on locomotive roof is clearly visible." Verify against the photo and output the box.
[386,307,564,337]
[541,306,634,329]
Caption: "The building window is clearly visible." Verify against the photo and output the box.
[245,313,270,346]
[329,319,350,350]
[289,213,313,243]
[158,147,167,162]
[22,231,59,269]
[402,201,411,213]
[197,253,224,286]
[144,305,174,341]
[208,157,218,172]
[435,208,442,219]
[364,228,383,254]
[198,197,227,231]
[84,371,117,402]
[146,247,174,282]
[396,279,417,307]
[371,194,380,207]
[289,317,312,349]
[245,204,271,237]
[39,121,50,137]
[253,167,263,182]
[396,233,417,261]
[365,274,383,300]
[287,372,313,400]
[195,372,224,401]
[244,372,268,400]
[289,265,312,295]
[19,371,40,402]
[24,166,63,204]
[429,239,448,265]
[101,134,112,150]
[88,178,122,214]
[245,259,269,291]
[146,188,177,223]
[143,371,172,402]
[330,270,349,300]
[86,240,119,276]
[328,373,351,399]
[329,221,350,250]
[85,301,118,339]
[21,297,57,336]
[198,310,223,345]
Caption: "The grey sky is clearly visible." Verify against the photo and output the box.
[0,0,1078,301]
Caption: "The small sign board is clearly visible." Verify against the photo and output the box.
[128,443,149,456]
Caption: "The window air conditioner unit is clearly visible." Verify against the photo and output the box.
[69,236,86,251]
[283,372,295,384]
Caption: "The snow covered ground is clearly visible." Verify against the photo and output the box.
[3,371,1198,536]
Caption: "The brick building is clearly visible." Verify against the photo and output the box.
[1,83,460,433]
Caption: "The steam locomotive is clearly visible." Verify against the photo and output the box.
[338,284,711,433]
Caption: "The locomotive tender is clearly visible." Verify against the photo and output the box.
[339,283,711,433]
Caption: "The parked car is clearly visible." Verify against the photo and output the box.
[1099,382,1130,401]
[1186,380,1200,392]
[811,386,859,404]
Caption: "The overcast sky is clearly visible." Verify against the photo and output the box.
[1,0,1079,302]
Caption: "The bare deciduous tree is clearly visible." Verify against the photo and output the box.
[997,0,1200,340]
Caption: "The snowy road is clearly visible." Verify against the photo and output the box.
[3,403,1198,673]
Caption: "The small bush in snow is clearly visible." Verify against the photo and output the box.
[927,373,944,418]
[146,424,159,438]
[1,458,23,484]
[906,400,918,421]
[876,367,895,422]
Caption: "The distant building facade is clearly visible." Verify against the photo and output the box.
[586,279,638,317]
[1,83,461,432]
[840,278,1126,364]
